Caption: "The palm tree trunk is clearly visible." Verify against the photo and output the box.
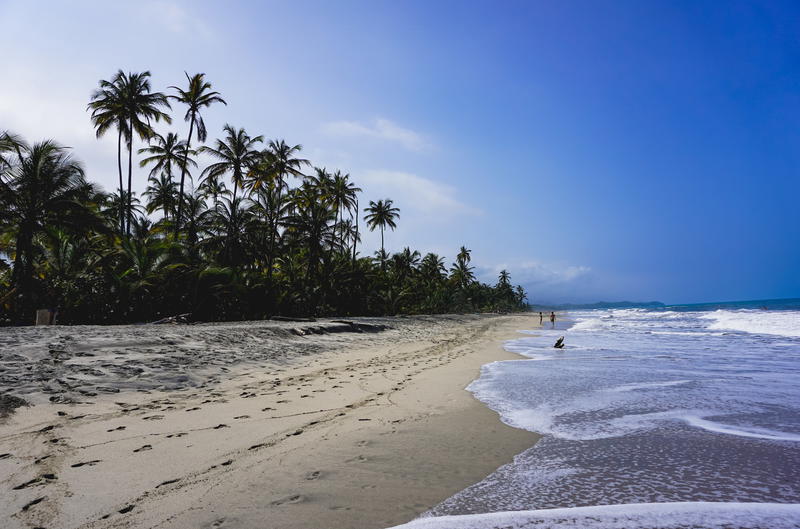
[352,199,359,265]
[117,128,125,234]
[126,117,134,235]
[268,174,284,285]
[380,226,385,270]
[175,115,195,235]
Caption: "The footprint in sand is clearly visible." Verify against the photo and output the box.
[156,478,180,488]
[166,432,188,438]
[213,424,229,429]
[71,459,102,468]
[133,444,152,453]
[305,470,323,480]
[271,494,304,506]
[107,426,126,432]
[185,407,201,412]
[21,496,45,512]
[0,453,11,460]
[233,415,250,419]
[142,415,164,421]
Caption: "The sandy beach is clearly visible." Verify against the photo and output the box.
[1,313,539,529]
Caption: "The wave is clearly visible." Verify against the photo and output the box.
[700,309,800,338]
[389,502,800,529]
[683,415,800,442]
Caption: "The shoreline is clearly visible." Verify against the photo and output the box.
[1,313,540,529]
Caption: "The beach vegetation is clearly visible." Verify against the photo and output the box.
[0,72,529,325]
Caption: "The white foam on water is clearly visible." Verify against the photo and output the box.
[389,502,800,529]
[700,309,800,337]
[683,415,800,442]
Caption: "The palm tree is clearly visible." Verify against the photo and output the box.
[143,173,179,221]
[328,170,362,248]
[96,71,171,234]
[364,198,400,266]
[420,253,446,282]
[0,140,100,317]
[0,131,26,173]
[169,73,226,232]
[450,248,475,290]
[199,125,263,203]
[138,132,195,183]
[88,72,129,233]
[267,139,308,199]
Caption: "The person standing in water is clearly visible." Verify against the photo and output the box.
[550,312,556,328]
[539,311,543,324]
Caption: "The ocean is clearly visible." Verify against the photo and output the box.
[394,299,800,528]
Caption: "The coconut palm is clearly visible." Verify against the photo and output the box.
[138,132,195,182]
[143,173,179,221]
[328,170,362,248]
[364,198,400,265]
[92,70,171,234]
[121,71,172,233]
[88,72,129,233]
[199,125,263,203]
[0,131,26,173]
[450,249,475,290]
[169,73,227,232]
[0,141,100,316]
[267,139,308,197]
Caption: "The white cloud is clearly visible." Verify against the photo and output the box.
[360,170,481,218]
[320,118,430,152]
[478,260,591,289]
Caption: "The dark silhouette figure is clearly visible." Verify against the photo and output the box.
[550,312,556,328]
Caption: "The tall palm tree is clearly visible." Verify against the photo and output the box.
[88,72,129,233]
[103,70,171,234]
[267,139,308,199]
[0,141,100,316]
[364,198,400,265]
[199,125,263,204]
[169,73,226,232]
[328,170,361,248]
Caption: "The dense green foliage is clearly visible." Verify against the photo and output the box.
[0,71,528,325]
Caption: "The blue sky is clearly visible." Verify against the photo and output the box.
[1,0,798,304]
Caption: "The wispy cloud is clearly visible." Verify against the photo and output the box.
[360,170,481,218]
[479,261,592,289]
[320,118,430,152]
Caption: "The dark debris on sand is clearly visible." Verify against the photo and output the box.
[0,393,29,417]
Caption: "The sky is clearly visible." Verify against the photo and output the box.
[1,0,799,304]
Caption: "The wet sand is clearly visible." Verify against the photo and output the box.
[0,314,539,529]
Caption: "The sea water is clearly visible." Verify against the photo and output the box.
[392,300,800,528]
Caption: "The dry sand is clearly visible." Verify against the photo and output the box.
[0,314,540,529]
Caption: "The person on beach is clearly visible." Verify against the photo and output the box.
[539,311,543,324]
[550,312,556,328]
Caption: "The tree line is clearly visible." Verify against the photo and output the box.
[0,70,528,325]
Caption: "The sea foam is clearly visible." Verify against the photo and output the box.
[390,502,800,529]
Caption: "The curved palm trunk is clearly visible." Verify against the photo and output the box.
[117,128,125,234]
[175,115,195,236]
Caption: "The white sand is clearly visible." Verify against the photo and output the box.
[0,314,539,529]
